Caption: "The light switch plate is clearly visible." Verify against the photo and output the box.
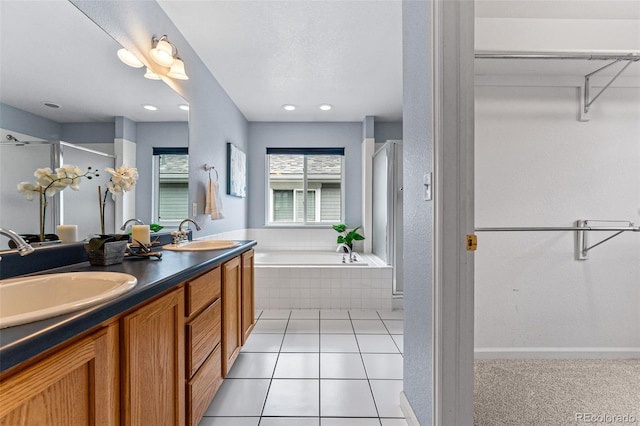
[192,202,197,216]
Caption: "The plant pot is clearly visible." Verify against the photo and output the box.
[85,240,128,266]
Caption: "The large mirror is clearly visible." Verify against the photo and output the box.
[0,1,189,250]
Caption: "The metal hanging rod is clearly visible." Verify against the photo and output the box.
[475,220,639,261]
[475,226,640,232]
[475,51,640,120]
[475,51,640,61]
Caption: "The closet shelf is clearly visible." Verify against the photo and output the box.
[475,50,640,121]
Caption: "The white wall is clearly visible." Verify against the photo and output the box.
[474,85,640,358]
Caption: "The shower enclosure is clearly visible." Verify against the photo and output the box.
[372,140,403,296]
[0,140,116,249]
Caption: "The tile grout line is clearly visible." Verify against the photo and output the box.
[349,310,382,422]
[378,310,404,357]
[258,310,292,423]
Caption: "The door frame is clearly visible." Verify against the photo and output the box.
[432,0,475,424]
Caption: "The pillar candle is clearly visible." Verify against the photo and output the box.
[132,225,151,246]
[56,225,78,243]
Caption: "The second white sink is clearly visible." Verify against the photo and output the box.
[162,240,240,251]
[0,272,137,329]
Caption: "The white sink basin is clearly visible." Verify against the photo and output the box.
[162,240,241,252]
[0,272,137,329]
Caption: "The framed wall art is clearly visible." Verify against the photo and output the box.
[227,142,247,197]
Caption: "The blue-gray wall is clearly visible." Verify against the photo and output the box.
[1,103,61,140]
[135,121,189,224]
[247,122,363,228]
[374,121,403,143]
[403,0,433,424]
[62,122,115,143]
[72,0,249,237]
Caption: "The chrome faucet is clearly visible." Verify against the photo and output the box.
[120,218,145,231]
[336,243,353,263]
[172,219,202,245]
[179,218,201,232]
[0,228,35,259]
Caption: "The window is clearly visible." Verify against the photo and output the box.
[152,148,189,226]
[267,148,344,225]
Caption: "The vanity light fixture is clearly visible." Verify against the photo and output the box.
[282,104,296,111]
[142,105,158,111]
[117,48,144,68]
[178,104,189,111]
[319,104,332,111]
[148,35,189,80]
[167,57,188,80]
[144,68,161,80]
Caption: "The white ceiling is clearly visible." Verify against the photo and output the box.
[157,0,403,122]
[1,1,638,127]
[0,1,187,125]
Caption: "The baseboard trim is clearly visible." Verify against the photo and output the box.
[475,347,640,359]
[399,391,421,426]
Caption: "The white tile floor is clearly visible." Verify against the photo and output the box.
[199,309,406,426]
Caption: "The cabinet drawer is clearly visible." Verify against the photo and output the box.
[185,267,221,318]
[186,299,221,377]
[187,344,222,426]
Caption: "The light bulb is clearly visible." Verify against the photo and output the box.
[150,38,174,67]
[144,68,161,80]
[117,48,144,68]
[167,57,189,80]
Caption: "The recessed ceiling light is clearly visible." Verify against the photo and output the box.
[42,101,61,109]
[143,104,158,111]
[319,104,332,111]
[282,104,296,111]
[178,104,189,111]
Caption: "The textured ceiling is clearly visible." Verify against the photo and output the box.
[157,0,403,122]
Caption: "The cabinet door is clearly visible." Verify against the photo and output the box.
[0,323,118,426]
[241,249,255,345]
[222,256,242,377]
[121,288,185,426]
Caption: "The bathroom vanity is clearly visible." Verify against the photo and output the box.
[0,241,256,426]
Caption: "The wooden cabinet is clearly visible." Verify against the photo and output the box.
[184,267,223,426]
[0,248,255,426]
[0,323,118,426]
[121,288,185,426]
[241,249,255,345]
[221,256,242,377]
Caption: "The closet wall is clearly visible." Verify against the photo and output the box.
[474,7,640,358]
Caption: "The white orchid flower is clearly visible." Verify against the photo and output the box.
[106,165,138,195]
[17,182,39,200]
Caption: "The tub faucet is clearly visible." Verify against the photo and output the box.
[120,218,145,231]
[0,227,35,260]
[336,243,353,263]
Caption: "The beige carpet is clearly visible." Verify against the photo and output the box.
[474,359,640,426]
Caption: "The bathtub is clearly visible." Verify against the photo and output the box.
[254,250,393,310]
[254,250,369,266]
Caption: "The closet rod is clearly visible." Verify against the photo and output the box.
[475,52,640,61]
[475,226,640,232]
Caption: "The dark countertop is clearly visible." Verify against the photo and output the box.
[0,240,256,374]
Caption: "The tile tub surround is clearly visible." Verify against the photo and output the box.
[198,228,394,309]
[198,227,363,252]
[255,264,393,310]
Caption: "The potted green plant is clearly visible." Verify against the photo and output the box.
[332,224,365,251]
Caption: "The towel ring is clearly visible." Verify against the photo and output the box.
[204,164,218,181]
